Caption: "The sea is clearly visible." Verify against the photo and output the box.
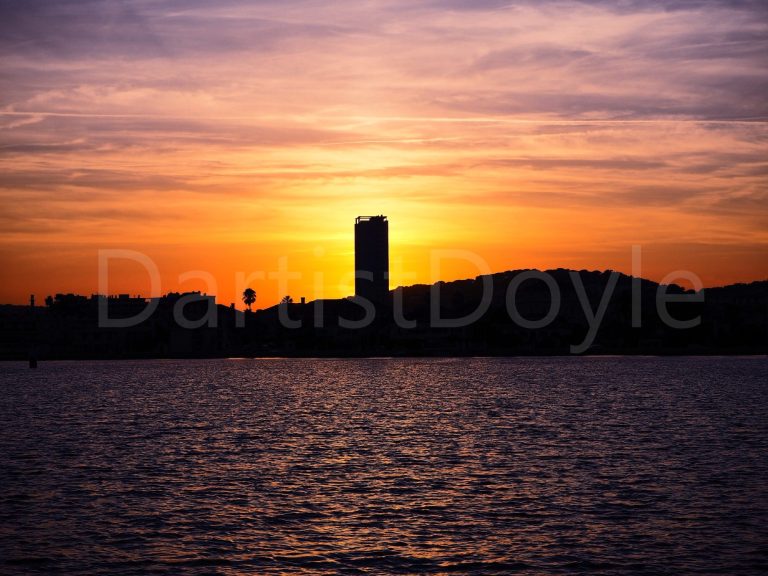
[1,357,766,575]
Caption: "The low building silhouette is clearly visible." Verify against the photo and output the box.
[0,273,765,360]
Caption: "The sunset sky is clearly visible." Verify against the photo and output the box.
[1,0,766,308]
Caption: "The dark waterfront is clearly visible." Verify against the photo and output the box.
[1,357,767,575]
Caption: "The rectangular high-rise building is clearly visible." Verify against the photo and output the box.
[354,215,389,304]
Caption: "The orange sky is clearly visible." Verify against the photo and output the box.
[1,1,767,308]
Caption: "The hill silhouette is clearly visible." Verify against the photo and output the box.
[1,269,765,360]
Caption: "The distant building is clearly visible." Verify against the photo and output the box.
[355,215,389,304]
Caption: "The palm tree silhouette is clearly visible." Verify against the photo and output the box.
[242,288,256,311]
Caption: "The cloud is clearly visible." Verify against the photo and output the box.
[2,0,766,120]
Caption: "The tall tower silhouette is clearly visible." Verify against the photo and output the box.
[355,215,389,304]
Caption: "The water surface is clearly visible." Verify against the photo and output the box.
[1,357,767,574]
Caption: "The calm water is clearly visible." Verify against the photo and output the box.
[1,357,767,575]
